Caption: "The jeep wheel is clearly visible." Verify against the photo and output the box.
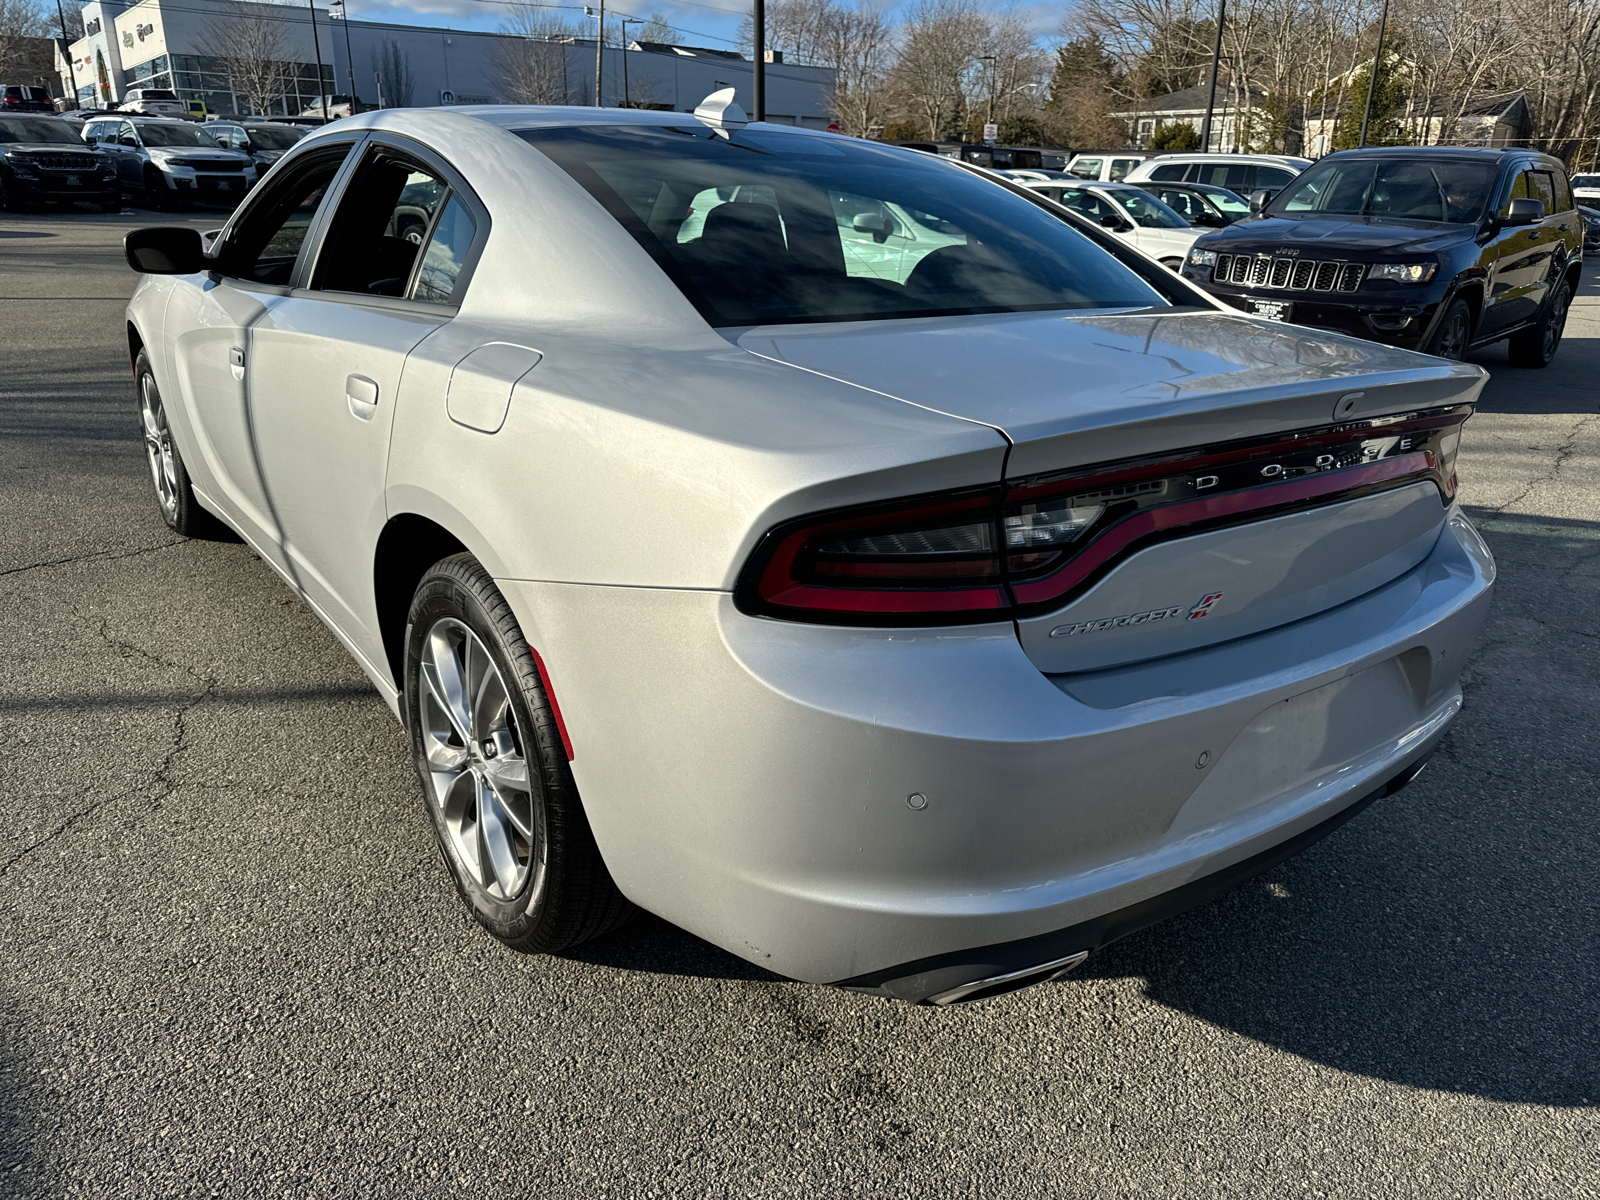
[1508,280,1572,368]
[1425,298,1472,361]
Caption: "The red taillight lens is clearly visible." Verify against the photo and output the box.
[744,488,1009,621]
[737,404,1472,626]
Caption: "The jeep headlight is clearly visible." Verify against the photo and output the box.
[1370,262,1437,284]
[2,151,38,178]
[1188,247,1217,268]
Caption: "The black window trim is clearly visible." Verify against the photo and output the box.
[293,130,490,312]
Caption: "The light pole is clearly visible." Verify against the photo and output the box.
[981,54,996,127]
[307,0,329,121]
[751,0,764,120]
[330,0,358,112]
[1357,0,1391,148]
[55,0,81,110]
[1200,0,1225,152]
[585,2,604,106]
[621,17,638,108]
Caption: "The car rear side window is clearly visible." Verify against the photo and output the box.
[1256,167,1298,189]
[1148,164,1187,181]
[411,194,477,303]
[311,149,448,297]
[520,124,1169,327]
[1550,172,1573,211]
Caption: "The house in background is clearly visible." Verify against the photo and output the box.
[1303,90,1530,156]
[1111,81,1271,153]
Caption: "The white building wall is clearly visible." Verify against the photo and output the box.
[58,0,835,122]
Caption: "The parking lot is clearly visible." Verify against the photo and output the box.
[1,211,1595,1197]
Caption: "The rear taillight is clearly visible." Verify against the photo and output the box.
[737,404,1472,626]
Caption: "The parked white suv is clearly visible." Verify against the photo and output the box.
[1065,151,1152,182]
[118,88,186,118]
[1571,172,1600,206]
[1124,153,1309,197]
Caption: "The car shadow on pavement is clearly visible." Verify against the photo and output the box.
[569,510,1599,1109]
[0,995,43,1191]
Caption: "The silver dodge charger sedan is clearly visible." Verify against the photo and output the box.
[122,99,1494,1005]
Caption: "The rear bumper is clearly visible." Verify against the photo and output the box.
[495,507,1494,986]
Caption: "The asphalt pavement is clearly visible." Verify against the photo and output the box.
[1,208,1596,1198]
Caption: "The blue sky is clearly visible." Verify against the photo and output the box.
[344,0,1061,55]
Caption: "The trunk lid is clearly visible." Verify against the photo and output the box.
[742,309,1483,672]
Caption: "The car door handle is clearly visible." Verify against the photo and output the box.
[346,374,379,421]
[229,345,245,381]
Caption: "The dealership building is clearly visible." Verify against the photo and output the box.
[57,0,835,125]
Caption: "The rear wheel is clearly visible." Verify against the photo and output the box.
[135,349,227,538]
[405,555,633,953]
[1424,297,1472,360]
[1508,279,1572,368]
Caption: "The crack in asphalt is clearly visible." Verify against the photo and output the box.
[0,540,185,581]
[0,602,216,881]
[1474,413,1599,518]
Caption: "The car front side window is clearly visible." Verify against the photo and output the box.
[219,147,352,285]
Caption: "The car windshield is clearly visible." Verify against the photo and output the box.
[1270,157,1496,223]
[246,125,304,150]
[136,89,179,100]
[1106,189,1189,228]
[137,123,221,148]
[519,124,1170,327]
[1200,188,1251,215]
[1572,175,1600,189]
[0,116,81,144]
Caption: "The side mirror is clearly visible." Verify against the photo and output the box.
[852,212,894,243]
[1249,189,1271,214]
[1504,197,1545,225]
[1100,213,1123,229]
[125,226,206,274]
[1195,211,1224,227]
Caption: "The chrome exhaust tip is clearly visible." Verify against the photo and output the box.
[925,950,1090,1006]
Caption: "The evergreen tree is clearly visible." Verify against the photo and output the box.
[1334,49,1407,150]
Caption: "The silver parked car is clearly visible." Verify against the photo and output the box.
[122,103,1493,1006]
[81,115,254,208]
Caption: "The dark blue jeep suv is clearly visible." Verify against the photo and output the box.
[1182,146,1583,367]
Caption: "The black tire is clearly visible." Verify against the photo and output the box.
[0,172,29,213]
[1508,279,1572,368]
[100,197,122,213]
[134,348,228,538]
[143,168,173,211]
[1424,297,1472,360]
[404,554,633,954]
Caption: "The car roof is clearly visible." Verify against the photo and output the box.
[1315,145,1525,162]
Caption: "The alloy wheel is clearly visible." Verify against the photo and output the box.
[419,617,541,901]
[1435,309,1469,360]
[1544,286,1570,359]
[139,373,177,519]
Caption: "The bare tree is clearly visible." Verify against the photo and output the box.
[197,5,295,117]
[889,0,991,139]
[818,0,893,134]
[635,13,680,45]
[373,38,414,108]
[490,6,577,105]
[0,0,50,87]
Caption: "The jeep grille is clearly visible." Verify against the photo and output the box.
[1214,254,1364,293]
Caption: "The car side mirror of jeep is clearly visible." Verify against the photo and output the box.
[1100,213,1124,229]
[1503,197,1545,226]
[125,226,206,275]
[1249,189,1271,214]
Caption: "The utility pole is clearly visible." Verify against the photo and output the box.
[751,0,764,121]
[331,0,357,111]
[307,0,330,121]
[54,0,81,109]
[1357,0,1390,148]
[981,54,996,124]
[1200,0,1225,152]
[590,1,604,106]
[621,17,637,108]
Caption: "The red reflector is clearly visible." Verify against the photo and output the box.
[529,646,574,761]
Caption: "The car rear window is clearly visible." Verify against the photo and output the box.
[1271,158,1496,223]
[519,124,1169,327]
